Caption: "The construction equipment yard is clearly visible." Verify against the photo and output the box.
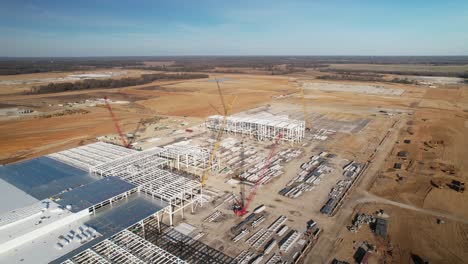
[0,66,467,264]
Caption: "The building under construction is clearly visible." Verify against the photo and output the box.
[206,113,305,143]
[0,141,232,264]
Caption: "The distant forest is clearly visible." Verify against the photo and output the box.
[1,56,468,77]
[30,73,208,94]
[320,68,468,78]
[318,74,417,84]
[0,58,144,75]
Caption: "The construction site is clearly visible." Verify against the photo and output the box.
[0,61,467,264]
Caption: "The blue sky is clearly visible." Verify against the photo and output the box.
[1,0,467,57]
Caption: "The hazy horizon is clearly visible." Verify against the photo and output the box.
[2,55,468,59]
[1,1,468,57]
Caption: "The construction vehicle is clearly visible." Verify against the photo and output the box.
[103,96,129,148]
[200,80,236,186]
[431,177,465,193]
[233,133,283,216]
[300,86,311,131]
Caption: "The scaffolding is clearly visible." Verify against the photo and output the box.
[156,144,220,177]
[206,114,305,143]
[48,142,136,170]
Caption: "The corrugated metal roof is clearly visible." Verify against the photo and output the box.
[55,176,136,212]
[0,157,95,200]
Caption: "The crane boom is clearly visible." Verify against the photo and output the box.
[234,133,283,216]
[201,80,236,186]
[104,96,129,148]
[127,118,143,147]
[300,86,311,130]
[201,98,235,185]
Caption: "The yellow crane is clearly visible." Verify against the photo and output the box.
[300,86,311,130]
[201,80,236,186]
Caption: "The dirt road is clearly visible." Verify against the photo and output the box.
[306,118,406,263]
[355,191,468,224]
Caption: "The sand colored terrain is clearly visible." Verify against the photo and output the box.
[0,105,150,163]
[370,89,468,219]
[333,203,468,264]
[320,80,468,263]
[0,73,294,162]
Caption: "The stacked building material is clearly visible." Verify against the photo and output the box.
[252,230,274,250]
[266,254,282,264]
[263,239,277,255]
[203,210,222,223]
[281,154,332,199]
[234,250,256,264]
[343,161,362,178]
[279,231,301,252]
[233,229,250,242]
[267,215,288,232]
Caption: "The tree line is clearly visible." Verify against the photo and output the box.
[0,58,144,75]
[320,68,468,78]
[30,73,209,94]
[317,74,417,84]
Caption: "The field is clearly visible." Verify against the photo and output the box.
[0,62,467,263]
[325,63,468,76]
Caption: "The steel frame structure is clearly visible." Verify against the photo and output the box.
[90,147,167,176]
[48,142,136,170]
[206,114,305,143]
[129,168,202,226]
[90,149,202,226]
[136,221,236,264]
[64,248,111,264]
[156,144,220,177]
[65,230,185,264]
[111,230,186,263]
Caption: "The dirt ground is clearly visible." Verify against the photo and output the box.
[332,203,468,264]
[0,69,467,263]
[0,73,294,162]
[307,77,468,263]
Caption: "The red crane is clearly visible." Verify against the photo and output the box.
[233,133,283,216]
[103,96,129,148]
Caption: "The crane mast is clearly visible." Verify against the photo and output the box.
[201,80,236,186]
[234,133,283,216]
[300,86,311,130]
